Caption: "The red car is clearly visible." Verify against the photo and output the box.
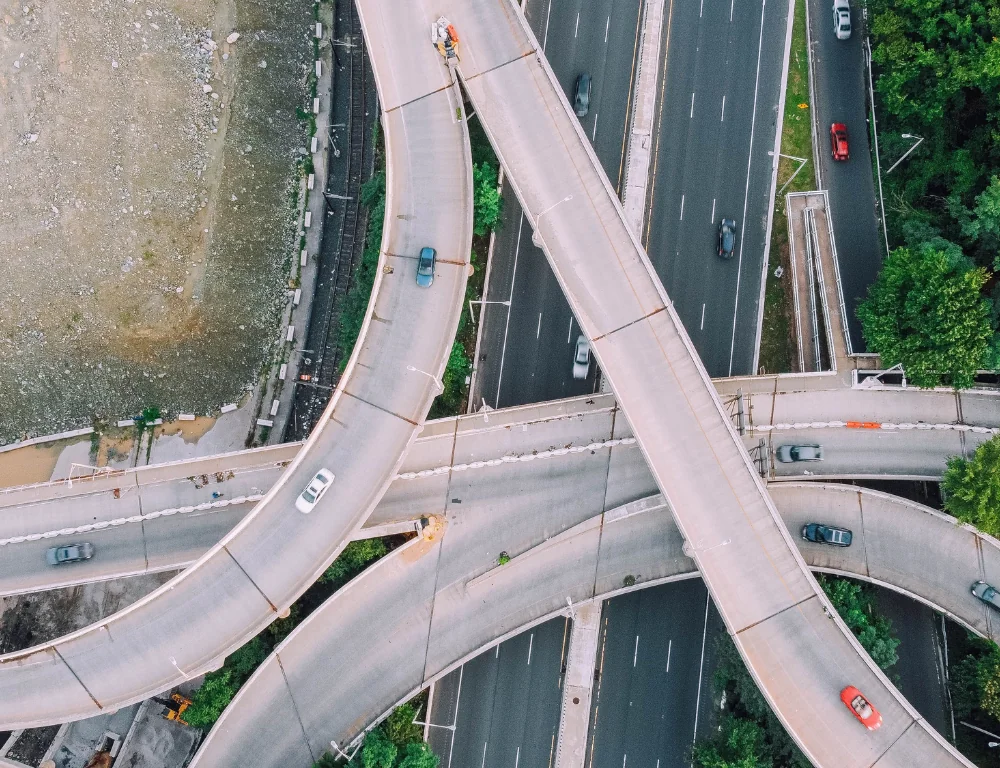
[841,686,882,730]
[831,123,849,161]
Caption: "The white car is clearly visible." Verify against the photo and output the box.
[295,468,335,513]
[572,335,591,380]
[833,0,851,39]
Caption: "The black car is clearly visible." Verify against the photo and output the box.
[801,523,852,547]
[574,73,592,118]
[717,218,736,258]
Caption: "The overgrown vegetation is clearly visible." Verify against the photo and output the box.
[184,537,394,729]
[947,629,1000,765]
[338,169,387,371]
[862,0,1000,383]
[693,577,899,768]
[942,433,1000,534]
[313,702,439,768]
[759,0,814,374]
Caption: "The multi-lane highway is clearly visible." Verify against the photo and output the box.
[642,0,789,376]
[0,18,473,727]
[190,481,1000,766]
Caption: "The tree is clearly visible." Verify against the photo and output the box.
[472,161,502,236]
[942,434,1000,535]
[819,577,900,670]
[359,729,397,768]
[320,538,388,587]
[692,716,773,768]
[398,743,440,768]
[948,635,1000,721]
[857,247,993,388]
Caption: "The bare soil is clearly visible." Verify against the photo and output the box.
[0,0,314,443]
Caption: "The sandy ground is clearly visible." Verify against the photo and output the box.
[0,0,313,443]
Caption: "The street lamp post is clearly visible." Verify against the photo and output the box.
[406,365,444,393]
[884,134,924,176]
[468,298,510,325]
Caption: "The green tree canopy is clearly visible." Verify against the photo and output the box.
[692,716,773,768]
[857,246,993,388]
[942,434,1000,534]
[949,635,1000,721]
[397,743,440,768]
[819,577,900,671]
[320,538,388,587]
[472,161,502,237]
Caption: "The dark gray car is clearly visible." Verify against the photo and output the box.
[46,542,95,566]
[801,523,852,547]
[717,218,736,258]
[574,73,592,118]
[972,581,1000,610]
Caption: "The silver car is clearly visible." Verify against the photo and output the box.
[776,444,824,463]
[833,0,851,39]
[295,468,335,514]
[46,542,95,566]
[572,335,591,379]
[972,581,1000,611]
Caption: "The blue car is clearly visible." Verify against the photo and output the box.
[416,247,436,288]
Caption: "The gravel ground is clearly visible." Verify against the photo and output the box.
[0,0,314,443]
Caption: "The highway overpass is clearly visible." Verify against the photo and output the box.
[1,391,996,597]
[190,481,1000,766]
[0,26,473,728]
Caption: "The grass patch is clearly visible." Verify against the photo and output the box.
[758,0,816,375]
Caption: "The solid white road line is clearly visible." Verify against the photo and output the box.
[536,313,542,339]
[728,0,768,377]
[592,112,599,140]
[721,94,726,122]
[481,741,488,768]
[542,0,553,49]
[710,198,716,223]
[679,194,685,221]
[446,665,465,768]
[689,92,695,118]
[527,632,534,665]
[699,0,704,17]
[666,639,672,673]
[700,303,706,330]
[605,15,610,42]
[691,590,711,742]
[633,635,639,667]
[575,12,580,37]
[567,316,573,343]
[515,746,521,768]
[730,0,735,21]
[494,215,524,405]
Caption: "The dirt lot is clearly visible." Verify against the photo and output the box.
[0,0,314,443]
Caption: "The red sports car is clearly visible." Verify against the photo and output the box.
[841,686,882,730]
[831,123,849,161]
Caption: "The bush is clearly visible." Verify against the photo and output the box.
[692,716,773,768]
[942,434,1000,535]
[320,538,388,588]
[184,637,270,728]
[818,576,899,671]
[472,161,502,236]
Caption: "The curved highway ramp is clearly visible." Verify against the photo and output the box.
[0,15,473,730]
[190,482,996,766]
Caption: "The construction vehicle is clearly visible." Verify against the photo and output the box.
[156,692,193,725]
[431,17,459,60]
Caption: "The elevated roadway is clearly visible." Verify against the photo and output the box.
[0,18,473,729]
[2,391,997,597]
[191,482,1000,766]
[199,0,978,758]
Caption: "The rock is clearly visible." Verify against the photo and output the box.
[226,31,240,44]
[258,59,267,69]
[211,92,219,100]
[111,59,118,68]
[202,84,213,93]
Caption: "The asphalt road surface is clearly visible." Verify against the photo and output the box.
[807,0,882,351]
[587,580,726,768]
[429,618,570,768]
[642,0,788,377]
[470,0,640,408]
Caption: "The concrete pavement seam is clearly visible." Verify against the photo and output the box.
[274,652,317,763]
